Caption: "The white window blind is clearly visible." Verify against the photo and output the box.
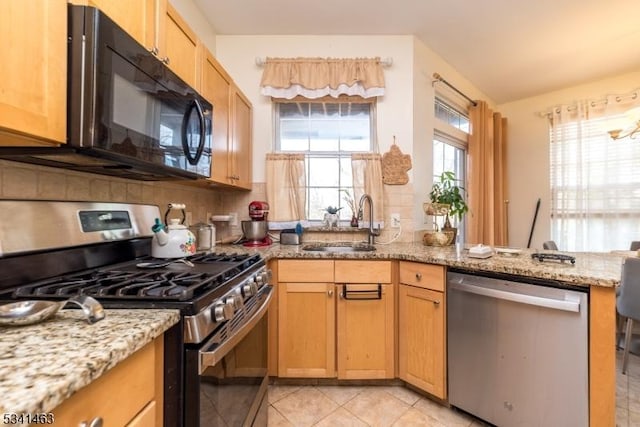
[275,99,375,221]
[550,113,640,252]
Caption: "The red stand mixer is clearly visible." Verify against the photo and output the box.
[241,201,272,247]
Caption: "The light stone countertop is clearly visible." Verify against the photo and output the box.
[0,309,179,417]
[215,242,628,288]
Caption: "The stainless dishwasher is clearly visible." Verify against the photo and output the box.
[447,271,588,427]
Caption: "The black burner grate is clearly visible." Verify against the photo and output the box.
[8,252,263,303]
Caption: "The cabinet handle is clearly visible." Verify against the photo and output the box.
[148,46,159,55]
[161,56,170,65]
[328,290,334,297]
[80,417,103,427]
[424,296,440,305]
[415,272,422,280]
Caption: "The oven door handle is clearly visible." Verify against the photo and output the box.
[199,286,273,374]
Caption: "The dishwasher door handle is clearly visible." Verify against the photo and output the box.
[449,281,581,312]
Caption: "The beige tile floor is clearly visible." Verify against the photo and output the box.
[616,347,640,426]
[268,349,640,426]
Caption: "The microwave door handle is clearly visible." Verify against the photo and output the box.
[182,99,206,165]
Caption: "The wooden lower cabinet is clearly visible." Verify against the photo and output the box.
[278,282,336,377]
[398,283,446,399]
[276,259,395,379]
[337,283,394,379]
[52,336,164,427]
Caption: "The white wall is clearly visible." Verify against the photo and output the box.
[214,35,415,184]
[498,70,640,249]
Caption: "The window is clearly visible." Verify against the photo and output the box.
[435,97,470,133]
[433,97,469,231]
[275,99,375,221]
[550,112,640,252]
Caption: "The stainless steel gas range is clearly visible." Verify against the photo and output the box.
[0,200,272,427]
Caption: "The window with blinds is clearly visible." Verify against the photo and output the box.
[275,99,375,221]
[550,113,640,251]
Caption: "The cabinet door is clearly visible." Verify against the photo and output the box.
[337,283,394,379]
[88,0,160,54]
[201,50,232,185]
[398,284,446,399]
[164,3,201,90]
[0,0,66,145]
[230,86,253,189]
[53,341,157,426]
[278,282,335,377]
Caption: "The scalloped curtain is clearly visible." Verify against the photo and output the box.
[260,57,385,99]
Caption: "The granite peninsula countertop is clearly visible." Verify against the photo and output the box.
[0,309,179,417]
[218,242,628,289]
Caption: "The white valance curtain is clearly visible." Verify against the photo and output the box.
[548,89,640,251]
[265,153,306,221]
[259,57,385,99]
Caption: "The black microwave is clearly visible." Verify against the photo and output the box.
[0,5,212,181]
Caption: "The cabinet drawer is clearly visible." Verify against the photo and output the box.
[279,260,334,282]
[335,260,391,283]
[53,341,156,426]
[399,262,445,291]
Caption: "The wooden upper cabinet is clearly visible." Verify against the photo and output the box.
[163,3,201,90]
[230,86,253,189]
[87,0,163,55]
[0,0,66,146]
[201,51,232,185]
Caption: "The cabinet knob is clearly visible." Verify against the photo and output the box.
[148,46,159,55]
[328,290,334,297]
[80,417,103,427]
[161,56,170,65]
[415,272,422,280]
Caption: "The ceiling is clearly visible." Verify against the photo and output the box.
[194,0,640,104]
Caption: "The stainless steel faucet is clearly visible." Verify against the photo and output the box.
[358,194,381,245]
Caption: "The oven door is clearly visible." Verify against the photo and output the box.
[184,287,272,427]
[68,5,212,179]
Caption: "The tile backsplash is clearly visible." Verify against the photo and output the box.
[1,160,418,243]
[0,160,224,225]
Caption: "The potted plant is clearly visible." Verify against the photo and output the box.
[428,171,469,228]
[423,171,469,245]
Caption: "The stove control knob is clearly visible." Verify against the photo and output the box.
[242,281,259,297]
[227,294,243,310]
[212,302,234,322]
[256,271,270,284]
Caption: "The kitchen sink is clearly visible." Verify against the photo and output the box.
[301,243,377,252]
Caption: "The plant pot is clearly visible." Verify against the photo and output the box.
[423,202,450,216]
[423,230,455,246]
[442,226,457,243]
[323,212,339,228]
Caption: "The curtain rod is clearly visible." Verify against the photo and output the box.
[255,57,393,67]
[432,72,477,106]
